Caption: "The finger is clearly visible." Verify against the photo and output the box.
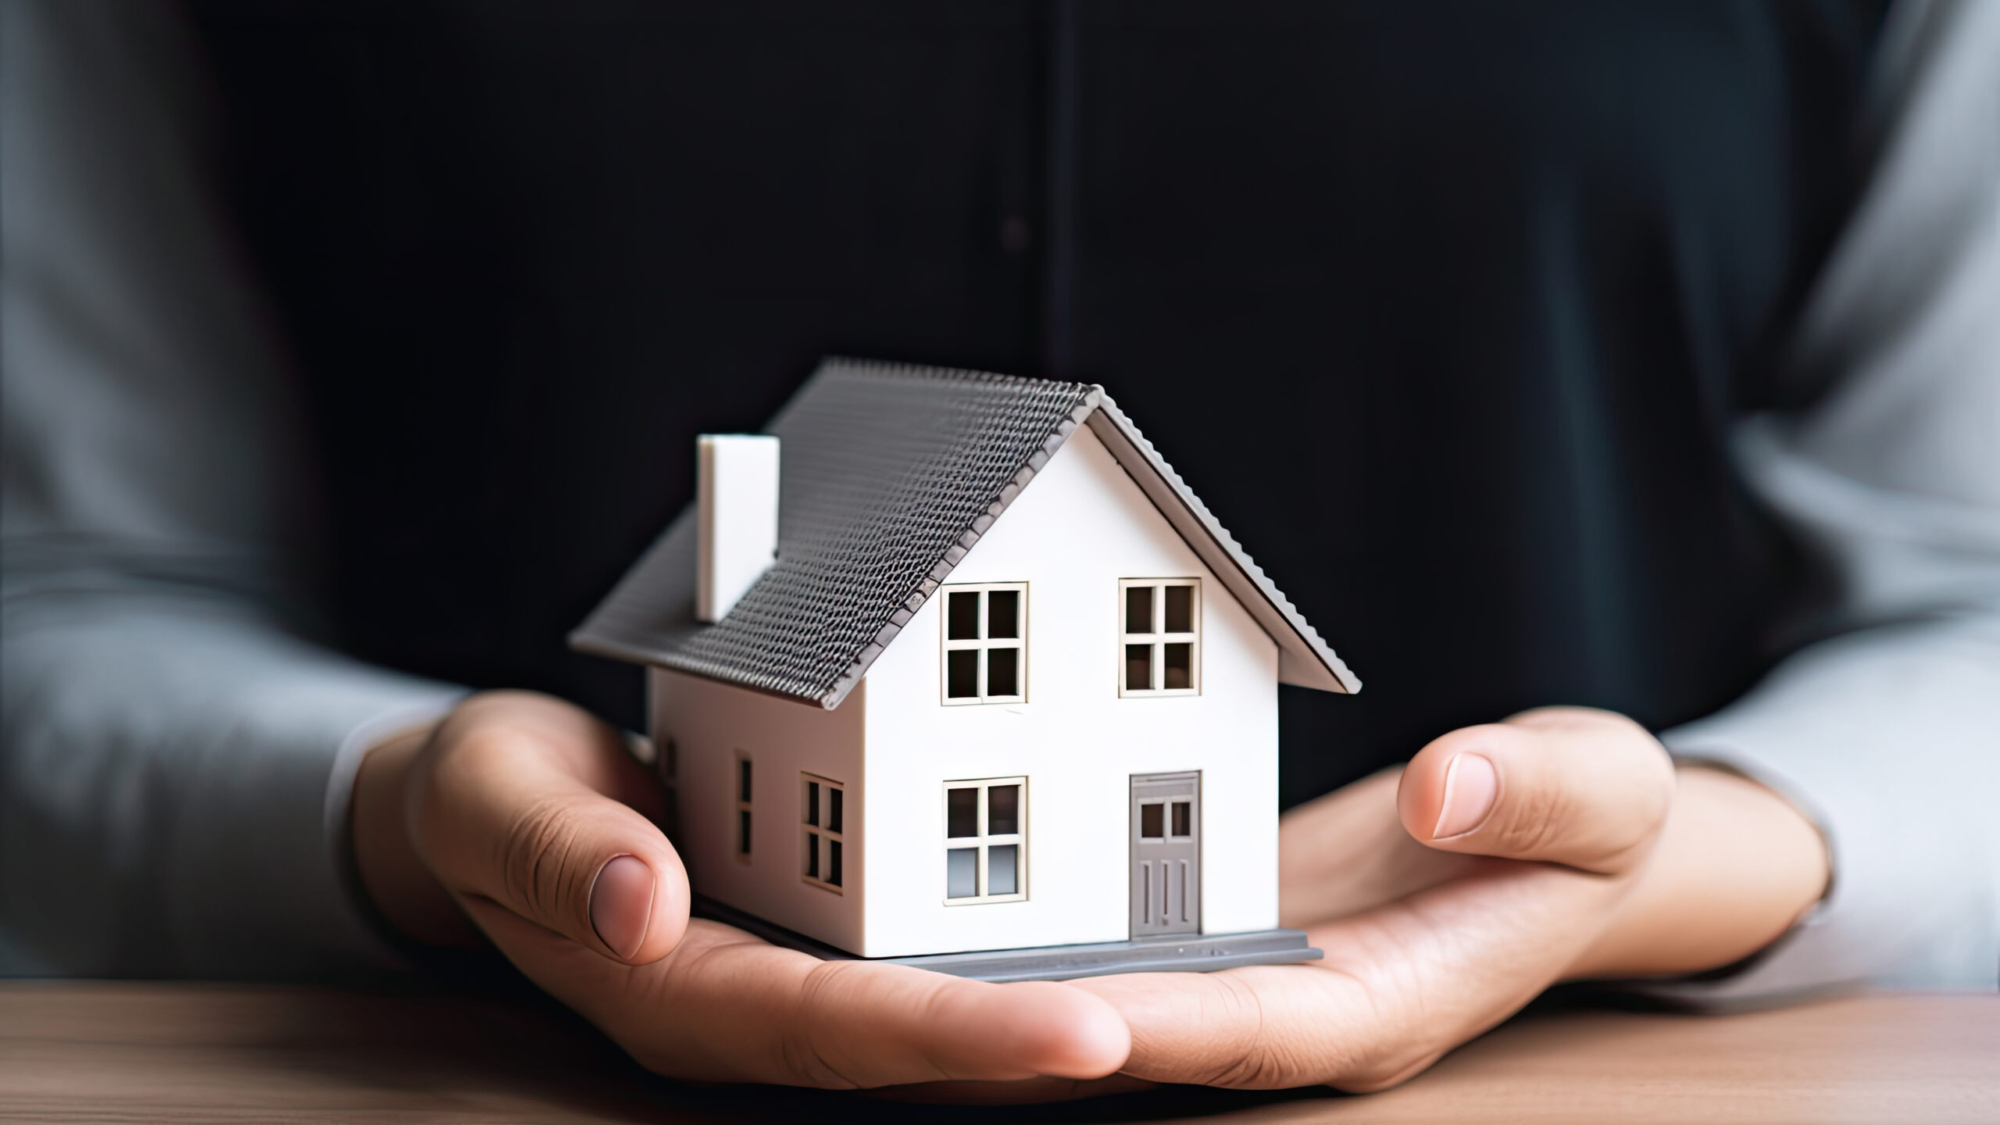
[412,692,689,964]
[866,1074,1156,1104]
[464,905,1131,1089]
[1075,860,1621,1091]
[1278,768,1481,927]
[1396,706,1674,873]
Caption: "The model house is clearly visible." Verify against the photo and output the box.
[572,359,1359,980]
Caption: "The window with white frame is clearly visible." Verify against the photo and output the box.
[1120,579,1200,696]
[940,583,1027,704]
[801,773,845,892]
[944,778,1026,903]
[733,752,753,862]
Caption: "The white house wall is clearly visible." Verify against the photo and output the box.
[649,667,865,951]
[860,423,1281,958]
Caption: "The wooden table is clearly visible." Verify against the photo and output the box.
[1,983,1995,1123]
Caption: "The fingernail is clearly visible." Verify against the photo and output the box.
[1432,753,1498,839]
[589,855,656,960]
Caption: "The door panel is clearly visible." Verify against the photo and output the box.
[1131,772,1200,937]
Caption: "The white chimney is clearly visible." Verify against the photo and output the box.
[695,434,780,623]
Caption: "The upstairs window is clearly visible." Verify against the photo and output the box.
[940,583,1027,704]
[801,774,845,893]
[1120,579,1201,696]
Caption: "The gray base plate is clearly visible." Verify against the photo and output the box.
[692,896,1322,983]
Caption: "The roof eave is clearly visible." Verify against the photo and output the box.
[1082,399,1361,695]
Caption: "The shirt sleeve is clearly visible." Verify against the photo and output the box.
[0,0,463,978]
[1646,0,2000,999]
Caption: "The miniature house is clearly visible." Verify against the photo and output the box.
[573,359,1359,980]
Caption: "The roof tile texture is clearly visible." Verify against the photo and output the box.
[573,359,1096,705]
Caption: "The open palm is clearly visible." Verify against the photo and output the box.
[1070,709,1677,1091]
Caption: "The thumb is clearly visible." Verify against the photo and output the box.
[411,692,691,964]
[1396,707,1674,874]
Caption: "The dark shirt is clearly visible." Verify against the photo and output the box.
[191,0,1881,804]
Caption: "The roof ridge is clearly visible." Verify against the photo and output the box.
[820,355,1094,396]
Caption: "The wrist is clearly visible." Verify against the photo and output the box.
[351,721,479,947]
[1566,765,1828,980]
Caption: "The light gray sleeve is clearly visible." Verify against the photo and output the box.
[0,0,462,978]
[1649,0,2000,999]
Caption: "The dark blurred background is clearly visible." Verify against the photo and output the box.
[186,0,1882,805]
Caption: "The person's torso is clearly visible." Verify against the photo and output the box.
[194,0,1882,801]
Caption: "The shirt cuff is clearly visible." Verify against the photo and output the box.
[322,696,468,969]
[1633,620,2000,1003]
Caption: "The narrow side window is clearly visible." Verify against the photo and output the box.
[658,737,681,843]
[734,753,753,862]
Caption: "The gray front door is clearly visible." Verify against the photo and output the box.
[1130,772,1200,937]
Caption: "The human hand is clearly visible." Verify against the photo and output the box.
[351,691,1130,1089]
[1068,707,1827,1091]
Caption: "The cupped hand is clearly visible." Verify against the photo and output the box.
[1070,707,1694,1091]
[351,691,1129,1089]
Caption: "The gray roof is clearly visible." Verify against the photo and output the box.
[571,358,1359,708]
